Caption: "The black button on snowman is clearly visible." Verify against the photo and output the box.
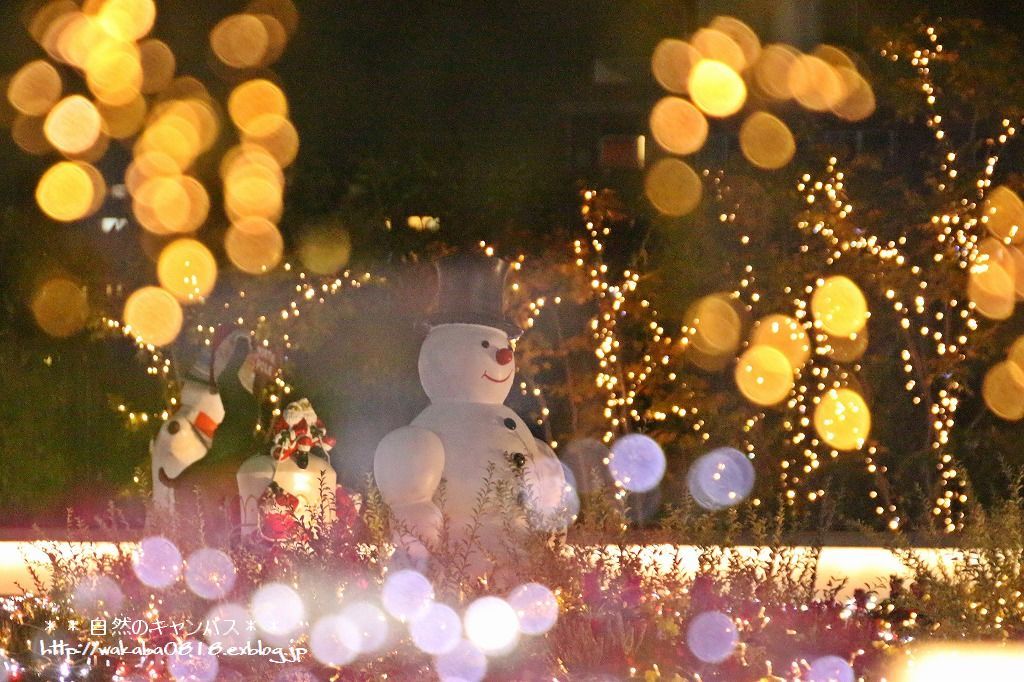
[374,253,567,570]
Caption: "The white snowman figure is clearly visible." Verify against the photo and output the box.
[374,253,568,569]
[150,329,252,511]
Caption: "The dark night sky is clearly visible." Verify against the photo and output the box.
[0,0,1021,210]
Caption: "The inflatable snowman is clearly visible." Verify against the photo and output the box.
[150,329,253,511]
[374,253,567,568]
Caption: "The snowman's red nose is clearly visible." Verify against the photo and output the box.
[495,347,514,366]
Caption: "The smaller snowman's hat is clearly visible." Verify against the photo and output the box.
[428,252,523,339]
[185,327,251,385]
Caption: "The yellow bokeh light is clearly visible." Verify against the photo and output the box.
[98,95,147,139]
[709,16,761,68]
[224,161,284,222]
[650,38,700,94]
[8,60,62,117]
[85,40,144,107]
[242,113,299,167]
[247,0,299,37]
[751,313,810,369]
[982,361,1024,421]
[220,143,285,185]
[157,238,218,303]
[688,59,746,118]
[12,114,53,155]
[298,220,352,275]
[95,0,156,42]
[123,286,183,347]
[225,218,284,274]
[812,44,856,71]
[969,239,1016,320]
[688,294,741,357]
[814,388,871,451]
[735,345,794,406]
[644,158,702,217]
[753,43,798,100]
[253,13,288,67]
[1012,246,1024,299]
[828,329,869,363]
[832,67,876,122]
[788,54,845,112]
[44,94,102,156]
[228,78,288,133]
[811,275,869,338]
[135,113,202,172]
[31,277,88,338]
[1008,335,1024,372]
[739,111,795,170]
[139,38,176,94]
[210,13,270,69]
[57,14,110,69]
[982,185,1024,244]
[691,27,747,73]
[649,96,708,156]
[29,1,78,47]
[133,175,190,234]
[36,161,105,222]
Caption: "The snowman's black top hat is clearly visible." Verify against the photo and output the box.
[428,252,524,339]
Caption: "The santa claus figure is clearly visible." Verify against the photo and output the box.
[374,253,569,569]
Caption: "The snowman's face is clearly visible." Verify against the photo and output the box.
[419,323,515,404]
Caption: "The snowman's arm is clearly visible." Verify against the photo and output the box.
[528,438,568,509]
[373,426,445,547]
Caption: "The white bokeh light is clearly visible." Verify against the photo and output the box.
[132,536,182,589]
[167,640,218,682]
[203,602,251,649]
[184,548,237,600]
[463,596,520,655]
[808,655,855,682]
[310,614,359,666]
[71,575,124,617]
[686,611,738,664]
[340,601,389,653]
[251,583,305,637]
[382,569,434,622]
[507,583,559,635]
[410,602,462,655]
[434,639,488,682]
[608,434,666,493]
[687,446,755,510]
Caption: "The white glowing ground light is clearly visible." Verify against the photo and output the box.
[340,601,389,653]
[381,569,434,622]
[310,614,359,666]
[807,655,854,682]
[463,596,519,655]
[608,434,666,493]
[203,602,251,649]
[132,536,182,589]
[184,548,236,600]
[71,575,124,618]
[507,582,558,635]
[410,602,462,655]
[435,639,488,682]
[251,582,305,637]
[686,610,738,664]
[166,639,218,682]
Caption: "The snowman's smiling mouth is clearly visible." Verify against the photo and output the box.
[482,369,513,383]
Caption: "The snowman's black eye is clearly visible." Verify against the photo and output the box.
[481,340,490,348]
